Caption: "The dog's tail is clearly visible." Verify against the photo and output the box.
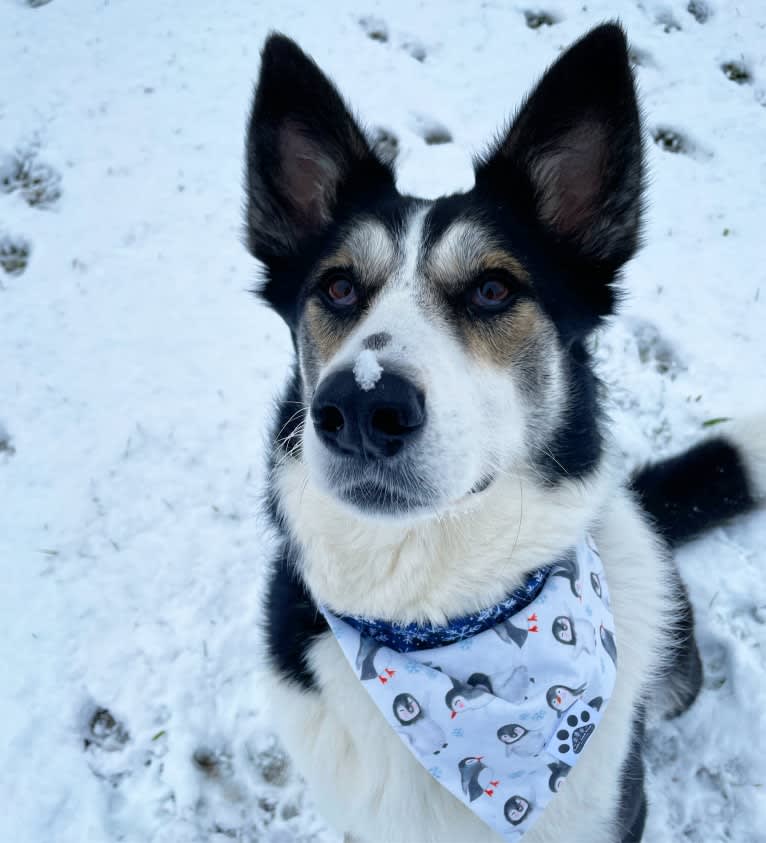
[630,417,766,548]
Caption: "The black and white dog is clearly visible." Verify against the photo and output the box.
[244,23,765,843]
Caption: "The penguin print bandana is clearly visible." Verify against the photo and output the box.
[322,536,617,841]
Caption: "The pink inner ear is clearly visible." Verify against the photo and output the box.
[278,120,341,231]
[531,121,607,240]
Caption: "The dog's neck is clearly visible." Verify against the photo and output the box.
[274,456,614,625]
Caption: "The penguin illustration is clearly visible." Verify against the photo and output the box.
[600,624,618,667]
[552,615,596,659]
[490,665,535,704]
[590,571,612,609]
[445,674,494,719]
[494,619,529,648]
[547,761,571,792]
[549,555,581,599]
[392,693,448,756]
[355,636,396,684]
[546,683,587,712]
[504,794,533,826]
[458,756,500,801]
[496,723,547,758]
[590,571,602,598]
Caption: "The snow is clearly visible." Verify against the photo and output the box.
[353,349,383,391]
[1,1,764,842]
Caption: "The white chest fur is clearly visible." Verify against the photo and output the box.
[265,483,671,843]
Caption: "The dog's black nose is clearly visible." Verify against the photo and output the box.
[311,369,426,459]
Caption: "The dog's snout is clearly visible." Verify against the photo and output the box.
[311,369,425,459]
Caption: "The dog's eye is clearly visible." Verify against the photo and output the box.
[323,275,358,308]
[469,274,513,311]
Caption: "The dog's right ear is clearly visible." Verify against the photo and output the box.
[245,34,395,267]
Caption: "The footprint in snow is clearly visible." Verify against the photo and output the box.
[359,15,388,43]
[524,11,559,29]
[402,39,427,62]
[721,61,751,85]
[0,143,62,209]
[0,423,15,458]
[410,114,453,146]
[687,1,710,24]
[0,234,31,277]
[84,707,130,752]
[370,126,400,162]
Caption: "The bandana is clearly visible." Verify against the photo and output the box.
[323,535,617,841]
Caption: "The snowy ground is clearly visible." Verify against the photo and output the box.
[1,0,765,841]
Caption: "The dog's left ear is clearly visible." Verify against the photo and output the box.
[475,23,643,272]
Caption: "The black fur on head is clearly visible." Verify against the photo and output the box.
[245,24,643,335]
[245,33,397,325]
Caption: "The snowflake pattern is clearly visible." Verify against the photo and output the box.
[337,566,550,653]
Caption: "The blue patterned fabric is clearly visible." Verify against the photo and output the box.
[336,566,551,653]
[323,536,617,841]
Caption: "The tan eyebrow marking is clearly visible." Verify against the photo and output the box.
[313,219,397,288]
[480,248,530,282]
[423,220,530,292]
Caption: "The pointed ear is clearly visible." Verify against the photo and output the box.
[475,24,644,270]
[245,34,395,262]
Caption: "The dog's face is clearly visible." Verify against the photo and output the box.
[294,201,561,515]
[246,25,643,520]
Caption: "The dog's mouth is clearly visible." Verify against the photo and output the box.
[337,479,434,515]
[325,465,496,517]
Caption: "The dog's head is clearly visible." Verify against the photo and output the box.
[246,25,643,520]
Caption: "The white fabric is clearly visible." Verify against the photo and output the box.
[323,536,617,840]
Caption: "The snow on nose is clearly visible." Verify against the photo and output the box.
[353,349,383,391]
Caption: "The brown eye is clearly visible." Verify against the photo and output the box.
[325,276,358,308]
[471,276,511,310]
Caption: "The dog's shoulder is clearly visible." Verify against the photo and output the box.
[264,542,327,691]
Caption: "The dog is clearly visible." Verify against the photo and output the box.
[243,23,766,843]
